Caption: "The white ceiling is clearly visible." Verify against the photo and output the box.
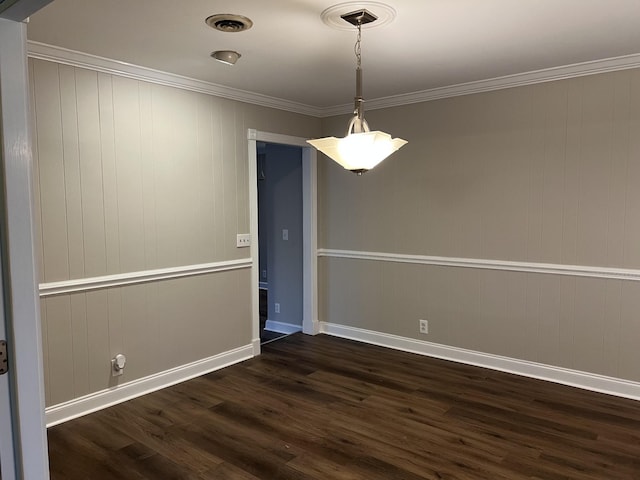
[27,0,640,110]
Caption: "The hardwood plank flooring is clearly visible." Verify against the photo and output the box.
[47,334,640,479]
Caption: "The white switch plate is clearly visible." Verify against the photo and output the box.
[236,234,251,247]
[282,229,289,241]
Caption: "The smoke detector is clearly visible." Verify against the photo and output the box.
[205,14,253,32]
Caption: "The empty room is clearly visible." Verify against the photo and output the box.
[1,1,640,478]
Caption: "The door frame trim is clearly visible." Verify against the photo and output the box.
[247,129,319,353]
[0,17,50,480]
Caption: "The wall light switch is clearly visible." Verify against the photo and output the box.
[236,234,251,248]
[282,229,288,241]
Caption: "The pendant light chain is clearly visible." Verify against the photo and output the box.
[355,20,362,69]
[353,19,364,127]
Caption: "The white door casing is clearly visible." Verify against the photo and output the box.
[0,16,50,480]
[247,129,319,354]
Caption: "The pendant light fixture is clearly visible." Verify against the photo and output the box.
[307,9,407,175]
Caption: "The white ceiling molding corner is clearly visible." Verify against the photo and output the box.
[26,41,325,118]
[27,41,640,119]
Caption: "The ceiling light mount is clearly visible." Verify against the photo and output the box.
[340,9,378,27]
[321,2,396,30]
[205,14,253,33]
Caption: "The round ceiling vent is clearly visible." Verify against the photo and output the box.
[321,2,396,30]
[205,14,253,32]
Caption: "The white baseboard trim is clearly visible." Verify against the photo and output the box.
[45,344,254,427]
[265,320,302,334]
[303,320,321,336]
[320,322,640,402]
[252,338,261,356]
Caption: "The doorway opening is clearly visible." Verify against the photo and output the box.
[247,130,318,355]
[257,143,303,344]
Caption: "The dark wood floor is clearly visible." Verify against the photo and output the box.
[47,334,640,479]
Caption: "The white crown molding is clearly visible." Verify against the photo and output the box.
[26,41,324,118]
[28,41,640,118]
[318,53,640,117]
[320,322,640,402]
[318,249,640,282]
[39,258,251,297]
[45,343,254,427]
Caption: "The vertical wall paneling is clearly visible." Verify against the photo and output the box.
[196,94,215,263]
[618,282,640,380]
[84,290,109,393]
[106,289,123,373]
[236,106,248,237]
[605,72,630,267]
[69,294,89,397]
[536,275,562,366]
[211,97,225,261]
[151,84,177,267]
[220,99,237,258]
[602,281,623,377]
[33,60,69,282]
[539,81,568,263]
[31,55,321,407]
[172,89,199,266]
[622,70,640,267]
[44,296,73,405]
[39,301,50,406]
[560,78,582,266]
[575,75,614,266]
[139,81,157,269]
[112,76,145,273]
[120,285,148,381]
[76,68,107,278]
[59,65,84,279]
[97,73,120,275]
[320,67,640,384]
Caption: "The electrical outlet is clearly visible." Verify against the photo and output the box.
[282,229,289,241]
[262,270,267,278]
[275,303,280,314]
[236,234,251,248]
[419,319,428,334]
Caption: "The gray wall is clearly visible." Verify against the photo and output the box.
[30,58,320,406]
[260,144,303,328]
[318,68,640,383]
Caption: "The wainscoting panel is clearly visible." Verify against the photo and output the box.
[40,269,252,407]
[29,54,320,412]
[318,255,640,385]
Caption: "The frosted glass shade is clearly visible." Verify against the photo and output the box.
[307,130,407,174]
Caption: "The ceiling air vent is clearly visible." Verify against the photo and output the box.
[205,14,253,33]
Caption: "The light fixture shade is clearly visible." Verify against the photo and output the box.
[307,131,407,173]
